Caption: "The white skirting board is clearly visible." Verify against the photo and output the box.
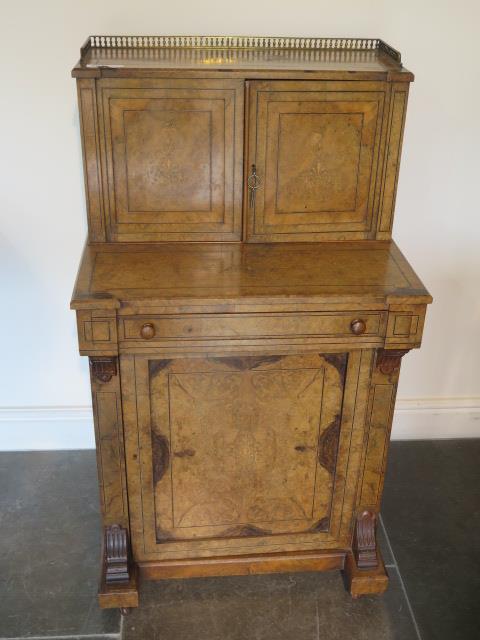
[0,406,95,451]
[0,399,479,451]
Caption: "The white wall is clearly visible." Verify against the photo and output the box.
[1,1,479,449]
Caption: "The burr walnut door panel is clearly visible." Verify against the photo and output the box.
[98,79,244,241]
[246,81,386,241]
[122,351,369,561]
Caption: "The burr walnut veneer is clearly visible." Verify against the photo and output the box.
[71,36,431,611]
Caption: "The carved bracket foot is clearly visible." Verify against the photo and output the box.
[105,524,131,584]
[342,510,388,597]
[354,510,378,569]
[342,551,389,598]
[98,525,139,610]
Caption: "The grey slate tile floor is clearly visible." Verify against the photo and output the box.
[0,441,478,640]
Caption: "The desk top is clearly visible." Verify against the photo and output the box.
[71,241,431,313]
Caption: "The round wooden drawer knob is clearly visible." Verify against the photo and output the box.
[350,319,366,335]
[140,323,155,340]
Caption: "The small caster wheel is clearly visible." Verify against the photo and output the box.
[120,607,131,616]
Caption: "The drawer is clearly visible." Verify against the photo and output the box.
[121,312,386,343]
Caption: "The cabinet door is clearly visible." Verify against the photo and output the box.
[246,81,386,241]
[98,79,244,241]
[122,351,370,561]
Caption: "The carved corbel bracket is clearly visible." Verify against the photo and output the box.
[105,524,131,584]
[353,510,378,569]
[376,349,409,376]
[90,356,118,383]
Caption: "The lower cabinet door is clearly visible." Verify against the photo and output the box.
[121,351,372,561]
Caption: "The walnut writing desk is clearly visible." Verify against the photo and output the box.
[71,36,432,612]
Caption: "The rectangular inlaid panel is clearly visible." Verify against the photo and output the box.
[76,310,118,355]
[89,358,128,528]
[168,368,327,530]
[385,304,427,349]
[123,108,212,213]
[360,383,395,508]
[378,83,409,236]
[77,79,105,241]
[152,354,345,541]
[95,392,125,519]
[122,352,369,561]
[275,112,364,213]
[246,81,386,241]
[98,79,244,241]
[359,349,404,510]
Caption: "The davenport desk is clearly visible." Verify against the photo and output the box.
[70,36,432,612]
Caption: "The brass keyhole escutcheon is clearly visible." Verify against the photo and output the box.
[247,164,260,208]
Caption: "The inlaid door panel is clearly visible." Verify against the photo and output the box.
[246,81,386,241]
[122,351,370,561]
[98,79,244,241]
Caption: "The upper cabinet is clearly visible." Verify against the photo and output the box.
[74,36,412,242]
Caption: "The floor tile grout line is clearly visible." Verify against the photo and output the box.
[379,515,424,640]
[380,515,397,569]
[0,634,121,640]
[119,611,125,640]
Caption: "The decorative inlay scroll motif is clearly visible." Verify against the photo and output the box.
[156,526,175,543]
[147,120,183,185]
[323,353,348,377]
[90,357,117,383]
[210,355,283,370]
[222,524,272,538]
[122,108,211,213]
[318,415,341,475]
[283,114,362,213]
[151,433,170,484]
[149,360,172,378]
[309,516,330,533]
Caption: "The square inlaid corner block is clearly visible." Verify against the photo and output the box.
[386,305,426,348]
[77,309,118,355]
